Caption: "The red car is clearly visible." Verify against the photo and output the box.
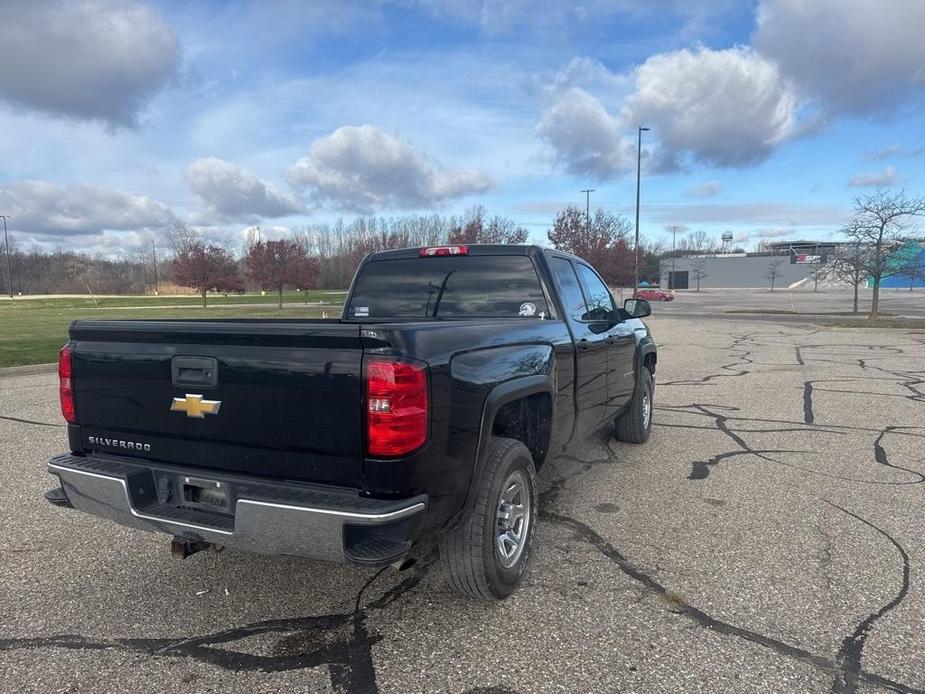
[636,288,674,301]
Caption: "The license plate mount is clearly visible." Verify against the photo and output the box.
[181,475,227,510]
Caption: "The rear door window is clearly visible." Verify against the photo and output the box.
[347,255,549,318]
[549,257,588,322]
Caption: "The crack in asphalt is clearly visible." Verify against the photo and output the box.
[0,414,63,428]
[873,426,925,484]
[0,558,433,693]
[655,403,925,440]
[804,381,815,424]
[536,462,923,694]
[660,333,756,386]
[826,502,912,694]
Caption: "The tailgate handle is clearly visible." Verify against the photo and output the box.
[172,357,218,388]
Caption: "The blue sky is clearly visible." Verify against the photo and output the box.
[0,0,923,256]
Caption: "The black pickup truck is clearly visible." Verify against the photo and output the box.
[46,244,656,600]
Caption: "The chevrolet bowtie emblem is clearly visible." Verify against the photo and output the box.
[170,394,222,418]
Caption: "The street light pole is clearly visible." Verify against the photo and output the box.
[633,126,650,297]
[151,240,159,295]
[580,188,595,236]
[670,224,679,290]
[1,215,12,299]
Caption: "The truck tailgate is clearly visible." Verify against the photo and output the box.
[69,319,364,486]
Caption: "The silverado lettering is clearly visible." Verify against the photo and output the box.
[87,436,152,452]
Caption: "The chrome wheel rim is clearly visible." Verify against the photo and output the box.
[495,470,531,568]
[642,389,651,428]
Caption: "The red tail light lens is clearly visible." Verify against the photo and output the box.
[365,357,428,457]
[59,344,76,424]
[419,245,468,257]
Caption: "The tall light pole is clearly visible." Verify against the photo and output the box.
[151,240,159,295]
[633,126,650,296]
[670,224,679,290]
[580,188,595,235]
[1,215,12,299]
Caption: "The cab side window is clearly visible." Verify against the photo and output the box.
[550,257,588,322]
[576,264,615,322]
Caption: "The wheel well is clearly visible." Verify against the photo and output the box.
[643,351,656,375]
[491,392,552,469]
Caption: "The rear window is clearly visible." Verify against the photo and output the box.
[347,255,549,319]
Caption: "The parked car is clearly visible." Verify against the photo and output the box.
[45,244,657,600]
[636,287,674,301]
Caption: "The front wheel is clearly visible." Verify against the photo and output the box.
[614,368,653,444]
[440,437,537,600]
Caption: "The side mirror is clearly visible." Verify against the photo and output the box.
[623,298,651,318]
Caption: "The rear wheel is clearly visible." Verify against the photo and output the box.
[614,368,653,444]
[440,437,537,600]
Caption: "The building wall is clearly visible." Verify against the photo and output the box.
[659,255,817,289]
[874,243,925,289]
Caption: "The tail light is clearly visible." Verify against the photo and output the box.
[419,245,468,257]
[365,357,428,457]
[59,344,76,424]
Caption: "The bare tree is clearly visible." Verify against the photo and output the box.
[448,205,529,244]
[678,230,717,253]
[166,221,199,256]
[65,255,101,304]
[691,259,708,292]
[831,243,870,314]
[767,259,784,292]
[842,190,925,318]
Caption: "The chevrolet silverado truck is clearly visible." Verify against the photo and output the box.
[45,244,656,600]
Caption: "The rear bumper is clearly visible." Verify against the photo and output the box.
[47,453,427,566]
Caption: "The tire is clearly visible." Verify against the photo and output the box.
[614,368,653,444]
[440,437,537,600]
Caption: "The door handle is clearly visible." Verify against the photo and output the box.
[578,339,590,352]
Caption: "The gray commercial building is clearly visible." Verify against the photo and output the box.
[659,253,822,290]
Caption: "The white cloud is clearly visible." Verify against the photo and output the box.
[848,166,897,188]
[621,47,798,167]
[408,0,741,38]
[187,158,302,221]
[862,144,902,162]
[287,125,492,212]
[753,0,925,116]
[685,180,722,198]
[0,180,174,236]
[751,227,795,239]
[0,0,179,127]
[638,201,849,227]
[536,87,634,180]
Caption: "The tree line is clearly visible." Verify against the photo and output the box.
[0,202,669,302]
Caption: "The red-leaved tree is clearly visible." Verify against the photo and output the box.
[547,207,634,286]
[172,242,244,307]
[245,239,320,308]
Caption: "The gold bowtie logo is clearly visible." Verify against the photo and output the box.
[170,394,222,418]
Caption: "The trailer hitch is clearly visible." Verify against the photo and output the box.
[170,537,221,559]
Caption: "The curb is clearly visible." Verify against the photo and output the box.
[0,363,58,378]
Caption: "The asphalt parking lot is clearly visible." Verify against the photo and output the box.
[2,309,924,693]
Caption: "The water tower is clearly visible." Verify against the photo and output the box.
[720,231,734,253]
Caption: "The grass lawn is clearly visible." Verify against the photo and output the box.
[0,292,347,368]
